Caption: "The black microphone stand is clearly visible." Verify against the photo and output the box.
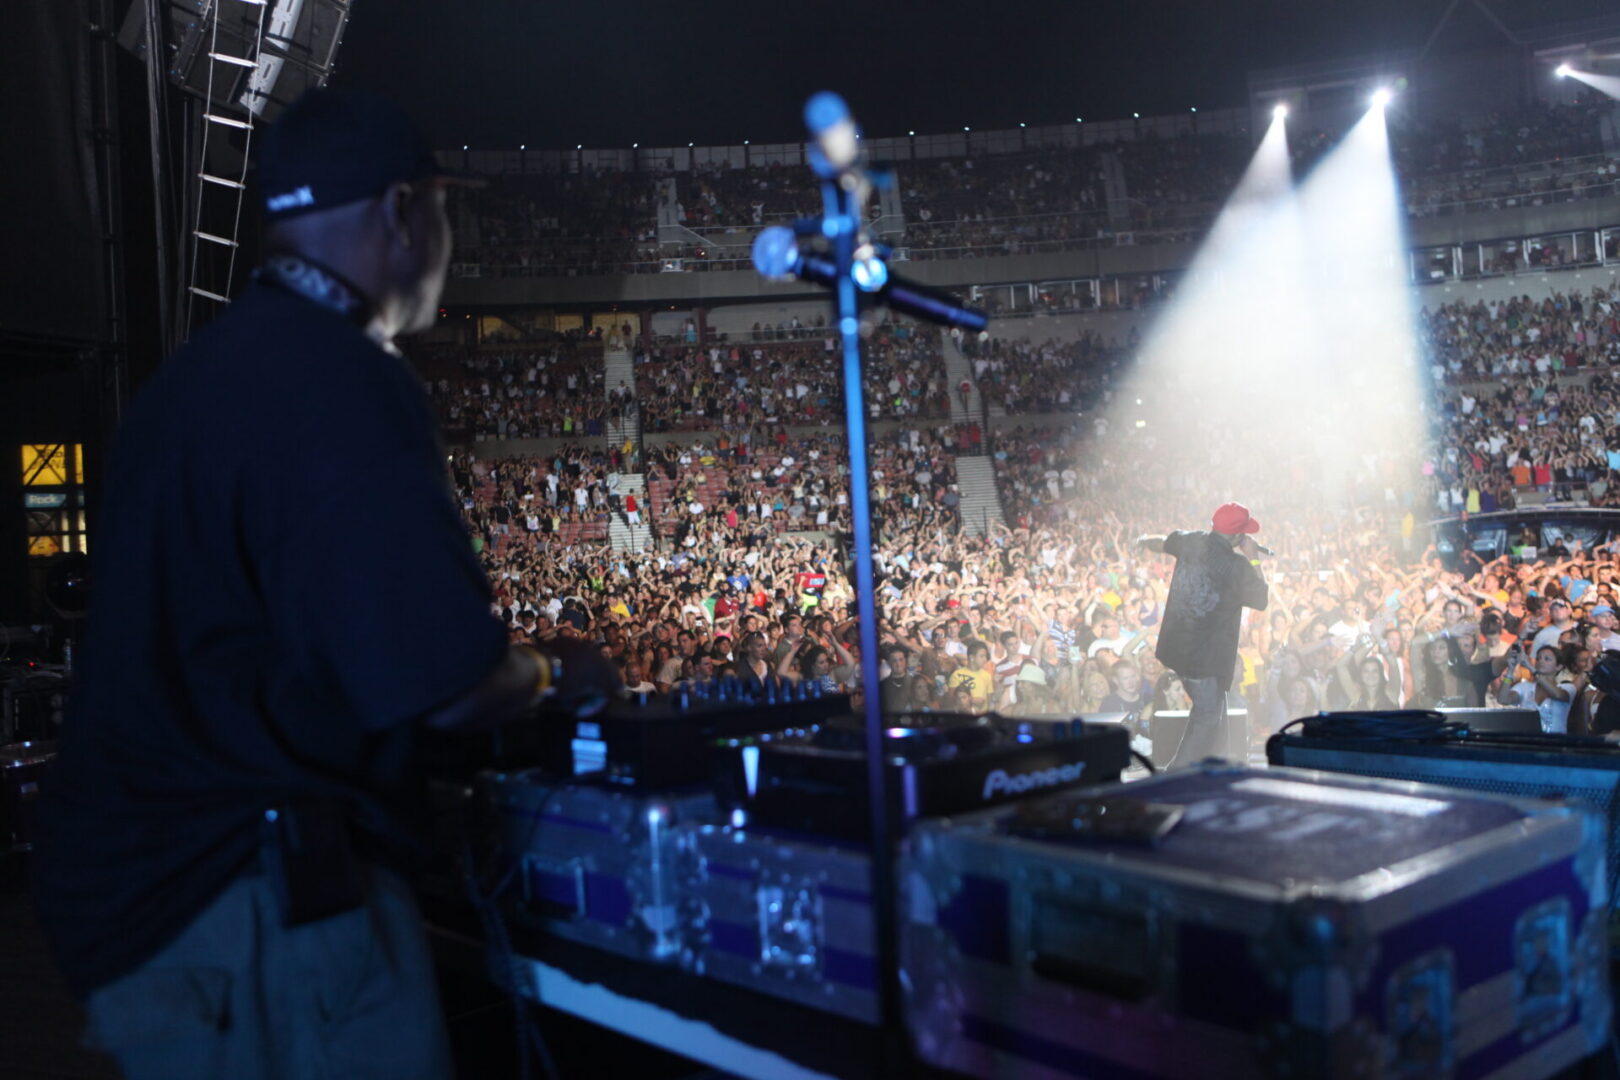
[756,92,987,1073]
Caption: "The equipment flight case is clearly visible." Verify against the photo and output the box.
[681,715,1132,1024]
[1270,723,1620,954]
[901,763,1611,1079]
[479,770,720,964]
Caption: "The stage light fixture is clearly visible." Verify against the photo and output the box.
[1556,63,1573,78]
[1370,87,1393,107]
[519,144,525,150]
[1272,103,1288,120]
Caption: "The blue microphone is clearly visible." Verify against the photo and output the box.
[752,227,988,332]
[805,91,859,179]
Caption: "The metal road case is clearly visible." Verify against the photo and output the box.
[1270,729,1620,951]
[901,763,1610,1080]
[481,769,719,963]
[679,823,879,1024]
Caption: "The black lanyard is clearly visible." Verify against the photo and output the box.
[255,252,376,329]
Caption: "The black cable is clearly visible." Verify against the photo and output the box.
[1280,710,1470,742]
[1130,749,1157,774]
[523,1001,561,1080]
[1455,730,1612,750]
[461,777,568,1080]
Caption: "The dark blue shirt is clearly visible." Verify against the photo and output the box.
[34,285,506,996]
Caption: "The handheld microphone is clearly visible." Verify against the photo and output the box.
[1255,544,1276,557]
[753,227,988,332]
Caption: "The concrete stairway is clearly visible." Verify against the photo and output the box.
[603,346,639,474]
[1099,150,1132,229]
[940,334,990,424]
[604,348,636,412]
[605,416,637,457]
[607,473,654,551]
[955,456,1006,538]
[601,347,653,551]
[938,333,1005,535]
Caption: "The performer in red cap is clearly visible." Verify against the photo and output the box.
[1137,502,1269,767]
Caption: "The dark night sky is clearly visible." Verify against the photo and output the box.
[335,1,1615,150]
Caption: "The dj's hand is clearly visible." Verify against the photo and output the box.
[1237,534,1260,560]
[542,637,623,717]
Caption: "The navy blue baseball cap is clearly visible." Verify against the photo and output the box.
[257,87,479,222]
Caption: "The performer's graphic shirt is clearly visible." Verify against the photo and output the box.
[1155,530,1268,690]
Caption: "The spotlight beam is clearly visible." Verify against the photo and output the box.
[1558,67,1620,102]
[1103,95,1422,532]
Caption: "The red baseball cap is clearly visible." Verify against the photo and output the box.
[1212,502,1261,535]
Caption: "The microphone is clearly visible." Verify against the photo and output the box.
[753,227,988,332]
[805,91,859,179]
[1255,543,1276,557]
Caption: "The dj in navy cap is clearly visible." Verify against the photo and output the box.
[35,85,619,1080]
[258,85,478,224]
[251,85,481,350]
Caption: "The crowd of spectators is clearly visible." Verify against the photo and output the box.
[673,161,822,229]
[1416,283,1620,514]
[1393,100,1610,177]
[1404,156,1620,219]
[645,432,854,545]
[464,386,1620,748]
[423,244,1620,761]
[424,341,610,440]
[634,340,841,431]
[1116,133,1249,217]
[1422,286,1620,384]
[896,136,1232,258]
[902,213,1150,261]
[451,170,658,276]
[453,96,1620,276]
[455,446,623,552]
[942,408,1618,747]
[902,149,1102,223]
[965,328,1135,414]
[636,425,968,546]
[860,323,952,420]
[448,98,1613,276]
[631,323,951,431]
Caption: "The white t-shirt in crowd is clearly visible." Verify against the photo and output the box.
[1532,623,1572,656]
[1088,634,1133,658]
[1503,679,1575,734]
